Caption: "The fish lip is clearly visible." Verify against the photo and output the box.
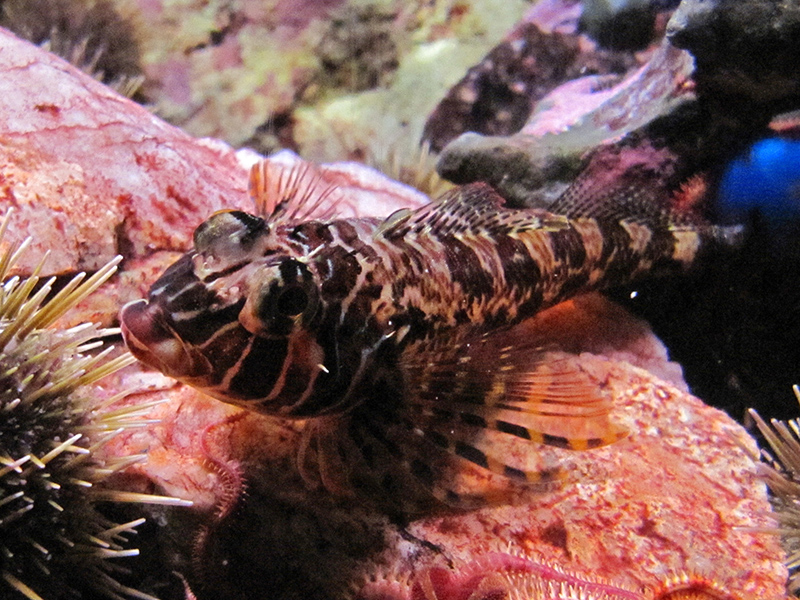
[120,299,212,379]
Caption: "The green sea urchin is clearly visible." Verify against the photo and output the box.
[747,385,800,594]
[0,211,189,600]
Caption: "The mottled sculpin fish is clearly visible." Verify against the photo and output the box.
[120,161,735,508]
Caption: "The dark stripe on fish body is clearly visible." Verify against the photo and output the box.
[515,291,547,322]
[150,254,196,298]
[203,327,257,387]
[331,220,361,246]
[650,229,682,268]
[201,260,249,283]
[319,246,362,298]
[595,219,626,273]
[440,234,496,300]
[280,360,317,399]
[179,301,245,346]
[493,235,542,296]
[225,336,288,394]
[596,220,647,285]
[166,281,217,313]
[345,282,384,319]
[290,222,334,246]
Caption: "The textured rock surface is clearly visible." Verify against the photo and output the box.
[108,0,529,159]
[105,295,787,599]
[435,41,695,205]
[0,27,252,275]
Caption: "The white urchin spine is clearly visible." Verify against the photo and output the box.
[0,210,190,600]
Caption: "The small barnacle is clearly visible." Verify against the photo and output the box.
[0,210,190,600]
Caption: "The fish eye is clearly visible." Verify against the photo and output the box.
[239,258,319,336]
[276,286,309,317]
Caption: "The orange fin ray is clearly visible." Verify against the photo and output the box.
[401,334,628,452]
[249,159,339,224]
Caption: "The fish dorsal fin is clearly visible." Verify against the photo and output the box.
[546,140,707,227]
[378,182,570,240]
[249,159,339,225]
[549,175,681,226]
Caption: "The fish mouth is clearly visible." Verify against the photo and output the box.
[120,299,212,379]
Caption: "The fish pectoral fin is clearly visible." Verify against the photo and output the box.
[388,335,627,506]
[300,336,626,510]
[401,335,627,450]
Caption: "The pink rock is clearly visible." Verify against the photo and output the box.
[0,28,252,274]
[102,296,787,600]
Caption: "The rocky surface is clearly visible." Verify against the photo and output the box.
[104,295,787,600]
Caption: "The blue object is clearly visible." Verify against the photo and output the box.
[718,137,800,225]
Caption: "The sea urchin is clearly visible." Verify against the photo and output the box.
[0,211,190,600]
[748,385,800,595]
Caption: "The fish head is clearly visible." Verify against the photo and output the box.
[120,210,325,409]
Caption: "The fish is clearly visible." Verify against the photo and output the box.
[120,160,738,509]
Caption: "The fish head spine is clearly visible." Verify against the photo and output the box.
[122,210,344,417]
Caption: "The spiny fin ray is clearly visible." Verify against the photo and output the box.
[249,159,339,225]
[378,183,570,240]
[401,332,627,452]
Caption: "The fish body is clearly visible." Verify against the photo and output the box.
[121,165,732,507]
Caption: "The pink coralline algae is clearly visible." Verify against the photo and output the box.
[0,29,251,273]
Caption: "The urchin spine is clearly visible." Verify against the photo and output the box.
[0,210,189,600]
